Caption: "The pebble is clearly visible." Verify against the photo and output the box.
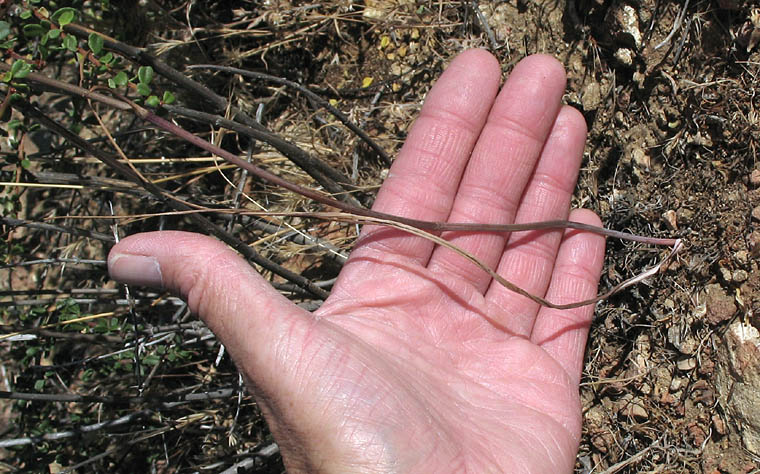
[750,168,760,186]
[749,231,760,258]
[712,414,727,435]
[677,357,697,371]
[618,394,648,420]
[662,210,678,230]
[614,48,634,66]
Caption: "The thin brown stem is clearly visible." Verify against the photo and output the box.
[134,103,680,247]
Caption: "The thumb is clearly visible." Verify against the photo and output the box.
[107,231,307,387]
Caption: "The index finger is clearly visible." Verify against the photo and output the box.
[348,49,501,267]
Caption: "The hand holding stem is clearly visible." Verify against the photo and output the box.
[109,50,605,472]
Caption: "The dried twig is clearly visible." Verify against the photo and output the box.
[0,387,236,405]
[0,410,151,448]
[188,64,392,166]
[654,0,690,50]
[14,101,330,299]
[61,23,355,198]
[162,104,360,206]
[1,217,115,242]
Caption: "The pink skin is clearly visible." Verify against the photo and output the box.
[108,50,605,473]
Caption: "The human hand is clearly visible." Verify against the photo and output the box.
[108,49,605,473]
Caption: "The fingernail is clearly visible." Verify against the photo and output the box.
[108,253,163,288]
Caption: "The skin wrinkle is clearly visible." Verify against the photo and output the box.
[529,175,574,210]
[328,338,464,472]
[380,175,453,220]
[451,178,524,221]
[489,103,557,152]
[413,108,483,160]
[508,233,563,268]
[283,328,395,470]
[491,254,554,306]
[477,122,543,173]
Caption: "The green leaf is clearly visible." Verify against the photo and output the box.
[88,33,103,55]
[145,95,160,107]
[63,35,77,51]
[34,379,45,391]
[21,159,30,169]
[13,61,32,79]
[10,60,23,76]
[112,71,128,86]
[0,21,11,40]
[162,90,176,104]
[20,10,33,20]
[137,65,154,85]
[7,60,31,81]
[52,7,77,26]
[101,52,114,64]
[22,24,46,38]
[47,28,61,39]
[107,78,116,88]
[0,40,15,49]
[136,83,151,96]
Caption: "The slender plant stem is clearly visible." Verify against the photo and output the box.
[134,103,680,247]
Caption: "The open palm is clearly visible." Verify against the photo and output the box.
[109,50,605,473]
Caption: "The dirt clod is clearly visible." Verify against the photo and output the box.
[705,284,738,325]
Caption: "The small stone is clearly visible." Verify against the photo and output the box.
[662,210,678,230]
[631,147,650,169]
[617,393,648,420]
[705,283,737,325]
[668,324,698,354]
[678,357,697,371]
[712,414,727,435]
[749,231,760,258]
[677,207,694,225]
[716,321,760,453]
[750,169,760,186]
[687,422,707,446]
[581,81,603,111]
[753,205,760,222]
[614,48,634,66]
[670,376,685,391]
[736,250,749,265]
[734,269,749,283]
[617,5,642,48]
[720,266,733,282]
[633,70,646,85]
